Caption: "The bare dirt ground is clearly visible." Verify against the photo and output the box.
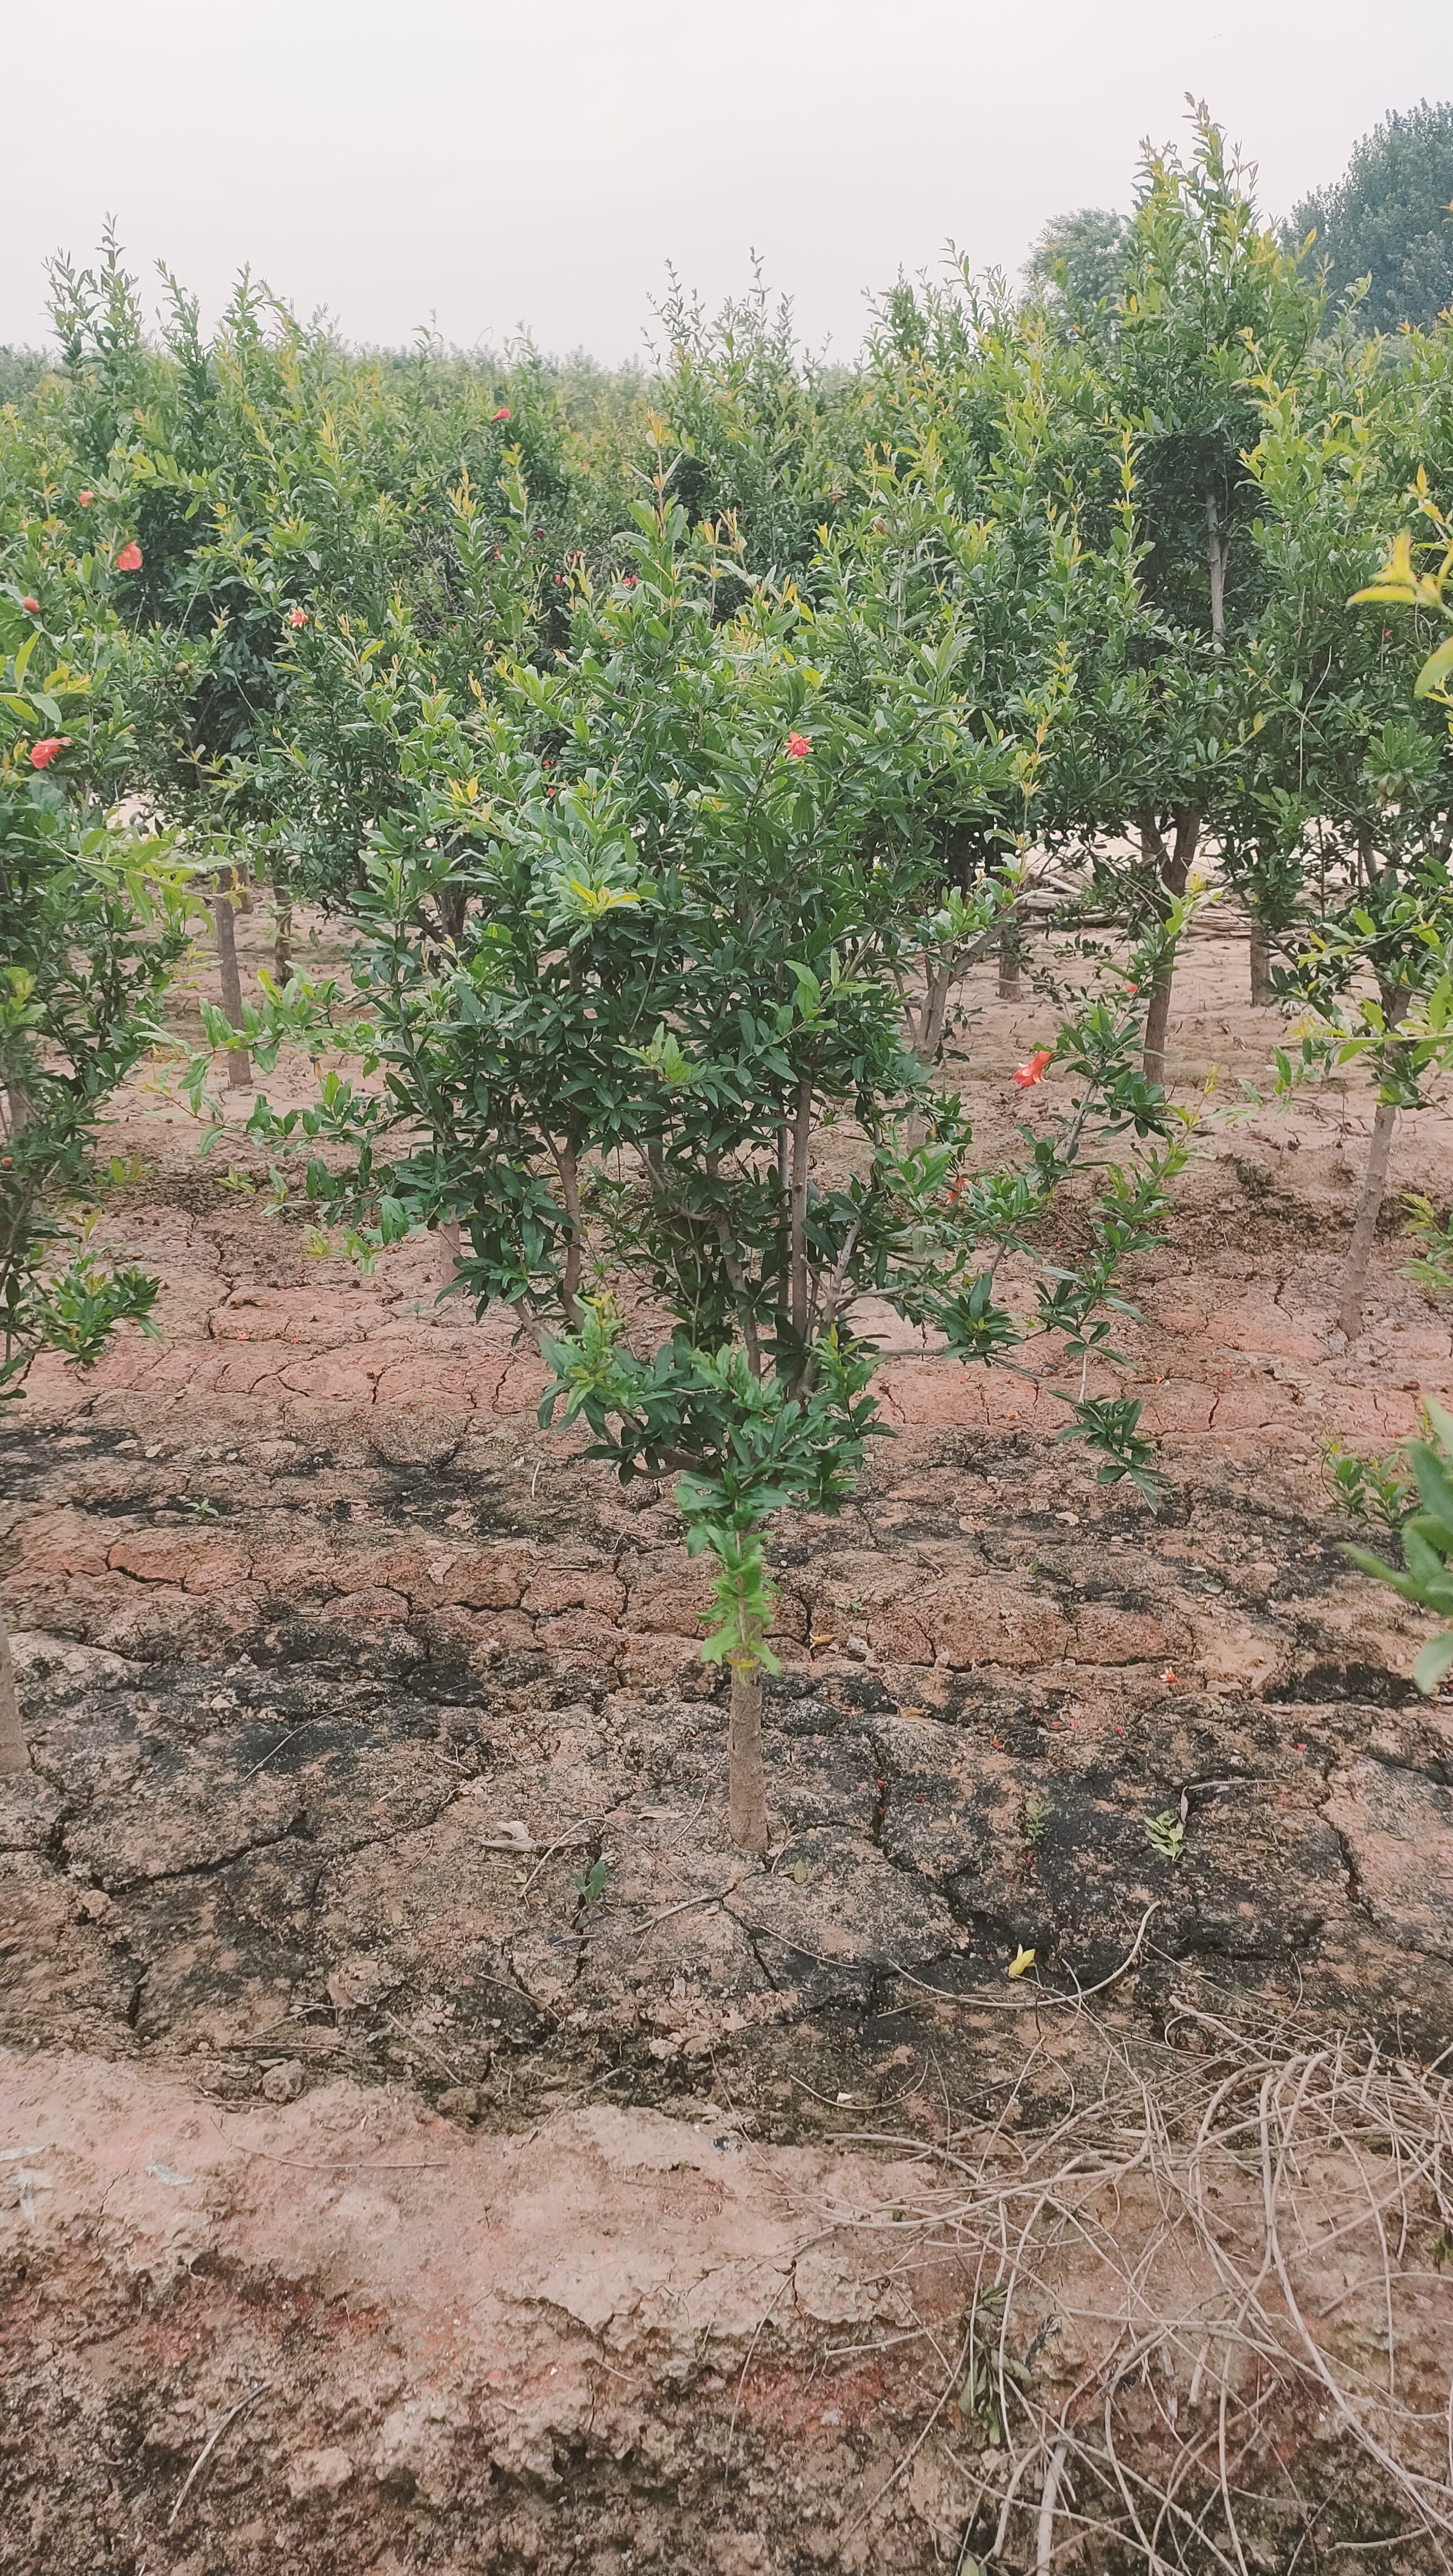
[4,910,1453,2573]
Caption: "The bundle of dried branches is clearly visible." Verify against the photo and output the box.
[798,1998,1453,2572]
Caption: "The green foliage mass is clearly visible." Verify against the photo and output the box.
[14,97,1453,1796]
[1289,101,1453,333]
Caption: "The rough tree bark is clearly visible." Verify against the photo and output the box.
[212,873,253,1090]
[0,1615,28,1776]
[1139,807,1200,1087]
[1206,491,1227,647]
[788,1074,813,1345]
[270,863,294,987]
[1249,924,1276,1006]
[1339,988,1409,1341]
[997,921,1023,999]
[728,1658,769,1855]
[1339,1100,1398,1341]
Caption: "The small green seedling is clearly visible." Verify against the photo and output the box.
[1403,1192,1453,1296]
[1324,1441,1416,1530]
[573,1857,609,1908]
[1145,1806,1186,1861]
[1344,1398,1453,1693]
[1022,1792,1050,1848]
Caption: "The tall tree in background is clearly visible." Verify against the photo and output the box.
[1022,208,1130,328]
[1048,109,1320,1055]
[1289,101,1453,333]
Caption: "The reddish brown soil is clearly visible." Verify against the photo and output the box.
[3,914,1452,2571]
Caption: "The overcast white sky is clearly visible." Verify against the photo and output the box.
[5,1,1446,363]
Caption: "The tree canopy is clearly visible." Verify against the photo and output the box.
[1290,100,1453,332]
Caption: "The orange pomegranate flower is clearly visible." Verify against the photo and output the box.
[287,606,309,627]
[22,597,38,613]
[493,407,511,421]
[115,540,142,571]
[786,732,812,758]
[30,737,69,769]
[1013,1048,1053,1088]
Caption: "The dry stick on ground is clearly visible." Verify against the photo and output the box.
[167,2380,271,2528]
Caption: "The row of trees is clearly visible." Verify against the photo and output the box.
[7,109,1453,1832]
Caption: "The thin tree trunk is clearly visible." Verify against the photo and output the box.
[0,1613,29,1776]
[1206,491,1227,646]
[1141,974,1174,1085]
[1139,807,1199,1088]
[788,1075,812,1343]
[913,960,952,1064]
[1339,1098,1398,1341]
[212,875,252,1090]
[997,948,1021,1000]
[551,1133,583,1321]
[438,1218,461,1289]
[270,863,294,986]
[1249,925,1276,1006]
[728,1660,768,1855]
[3,1083,28,1140]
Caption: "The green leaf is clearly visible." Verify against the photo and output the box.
[1415,633,1453,699]
[1408,1441,1453,1545]
[1412,1628,1453,1695]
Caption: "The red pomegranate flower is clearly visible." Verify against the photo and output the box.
[115,540,143,572]
[78,490,94,507]
[287,606,309,628]
[30,736,69,769]
[786,732,812,758]
[1013,1048,1054,1089]
[22,597,39,614]
[493,407,511,422]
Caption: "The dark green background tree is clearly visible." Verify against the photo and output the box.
[1289,101,1453,331]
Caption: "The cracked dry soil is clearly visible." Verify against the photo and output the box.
[4,926,1453,2572]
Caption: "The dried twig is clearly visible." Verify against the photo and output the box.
[168,2380,270,2527]
[784,2002,1453,2572]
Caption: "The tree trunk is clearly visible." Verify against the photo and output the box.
[0,1612,29,1777]
[270,864,294,987]
[438,1218,461,1289]
[1249,925,1276,1006]
[788,1075,812,1344]
[997,941,1022,1001]
[213,877,252,1090]
[1139,807,1199,1088]
[1339,1097,1398,1341]
[1206,491,1227,646]
[913,959,952,1065]
[1141,974,1174,1084]
[728,1661,769,1856]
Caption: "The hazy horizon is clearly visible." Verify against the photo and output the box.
[4,0,1446,366]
